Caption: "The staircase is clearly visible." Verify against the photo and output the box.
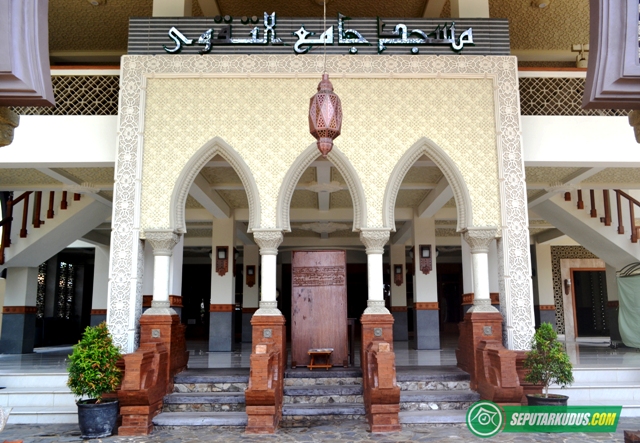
[549,367,640,417]
[533,190,640,268]
[154,365,479,428]
[0,190,111,271]
[0,371,77,424]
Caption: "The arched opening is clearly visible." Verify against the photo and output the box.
[383,138,476,353]
[168,138,260,352]
[275,144,368,366]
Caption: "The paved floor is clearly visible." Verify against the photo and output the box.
[2,418,640,442]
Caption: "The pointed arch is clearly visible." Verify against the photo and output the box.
[383,137,473,232]
[276,143,367,232]
[170,137,261,233]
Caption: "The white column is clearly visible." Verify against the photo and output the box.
[91,245,110,325]
[152,0,192,17]
[463,227,498,312]
[412,216,438,304]
[390,244,407,307]
[143,230,180,315]
[461,235,473,293]
[170,235,184,297]
[535,243,555,307]
[242,245,260,309]
[488,240,499,294]
[142,241,154,297]
[252,230,283,315]
[360,229,390,314]
[211,217,236,306]
[451,0,490,18]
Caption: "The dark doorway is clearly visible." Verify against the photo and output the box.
[182,264,211,340]
[572,269,609,337]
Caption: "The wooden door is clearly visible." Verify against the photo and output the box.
[291,250,348,367]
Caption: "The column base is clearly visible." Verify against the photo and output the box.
[139,313,189,388]
[245,314,286,434]
[360,313,400,433]
[0,310,36,354]
[209,311,235,352]
[414,308,440,350]
[456,311,504,390]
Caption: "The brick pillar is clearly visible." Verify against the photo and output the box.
[360,313,401,433]
[245,314,286,434]
[456,311,503,390]
[139,313,188,390]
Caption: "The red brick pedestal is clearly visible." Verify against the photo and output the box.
[456,311,504,390]
[245,314,286,434]
[139,313,189,390]
[360,314,401,433]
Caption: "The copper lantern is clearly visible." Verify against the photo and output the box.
[309,73,342,157]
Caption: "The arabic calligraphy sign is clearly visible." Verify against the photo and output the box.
[128,15,510,56]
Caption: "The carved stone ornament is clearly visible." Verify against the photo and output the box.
[299,181,346,193]
[252,230,284,255]
[467,298,498,313]
[463,227,498,254]
[543,182,579,193]
[256,300,281,316]
[359,229,390,254]
[364,299,389,315]
[0,107,19,148]
[420,256,432,275]
[144,230,180,256]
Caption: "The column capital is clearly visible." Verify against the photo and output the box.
[0,107,19,147]
[359,229,390,254]
[252,229,283,255]
[463,227,498,254]
[144,230,180,256]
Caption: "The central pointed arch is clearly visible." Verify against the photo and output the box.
[276,143,367,232]
[382,137,473,232]
[170,137,261,233]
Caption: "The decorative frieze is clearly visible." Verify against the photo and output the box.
[253,230,283,255]
[359,229,390,254]
[145,230,180,256]
[463,227,498,254]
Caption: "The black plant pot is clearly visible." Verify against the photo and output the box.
[526,394,569,406]
[77,399,119,439]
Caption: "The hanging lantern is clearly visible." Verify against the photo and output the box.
[309,73,342,157]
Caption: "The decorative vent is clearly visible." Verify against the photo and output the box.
[12,75,119,116]
[10,75,631,117]
[519,77,630,116]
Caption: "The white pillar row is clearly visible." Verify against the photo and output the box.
[461,235,473,294]
[412,216,439,349]
[534,243,556,328]
[170,235,184,297]
[143,230,180,316]
[91,245,110,326]
[463,227,499,313]
[390,244,407,308]
[359,229,390,314]
[241,244,260,342]
[152,0,192,17]
[252,230,283,316]
[488,240,499,294]
[210,216,236,307]
[451,0,490,18]
[210,216,237,351]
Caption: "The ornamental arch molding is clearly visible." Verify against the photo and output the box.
[169,137,261,234]
[276,143,367,232]
[382,137,473,232]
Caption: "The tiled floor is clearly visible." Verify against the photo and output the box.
[1,334,635,373]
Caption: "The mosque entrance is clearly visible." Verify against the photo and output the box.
[290,250,348,368]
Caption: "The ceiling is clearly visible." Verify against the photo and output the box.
[48,0,589,64]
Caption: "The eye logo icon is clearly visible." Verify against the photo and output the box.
[466,401,504,438]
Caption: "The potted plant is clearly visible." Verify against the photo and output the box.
[523,322,574,406]
[67,322,122,438]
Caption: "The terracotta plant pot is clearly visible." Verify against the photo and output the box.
[526,394,569,406]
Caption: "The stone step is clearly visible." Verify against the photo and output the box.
[163,392,246,413]
[396,366,470,383]
[284,377,362,387]
[7,406,78,425]
[400,389,480,403]
[282,403,365,416]
[398,380,471,391]
[153,411,248,427]
[399,409,468,424]
[0,388,76,408]
[0,373,69,388]
[284,368,362,379]
[172,368,248,393]
[284,385,362,396]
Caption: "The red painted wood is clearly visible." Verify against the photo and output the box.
[47,191,55,218]
[291,250,348,368]
[603,190,612,226]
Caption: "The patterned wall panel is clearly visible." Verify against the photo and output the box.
[12,76,120,116]
[11,75,628,117]
[550,245,599,334]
